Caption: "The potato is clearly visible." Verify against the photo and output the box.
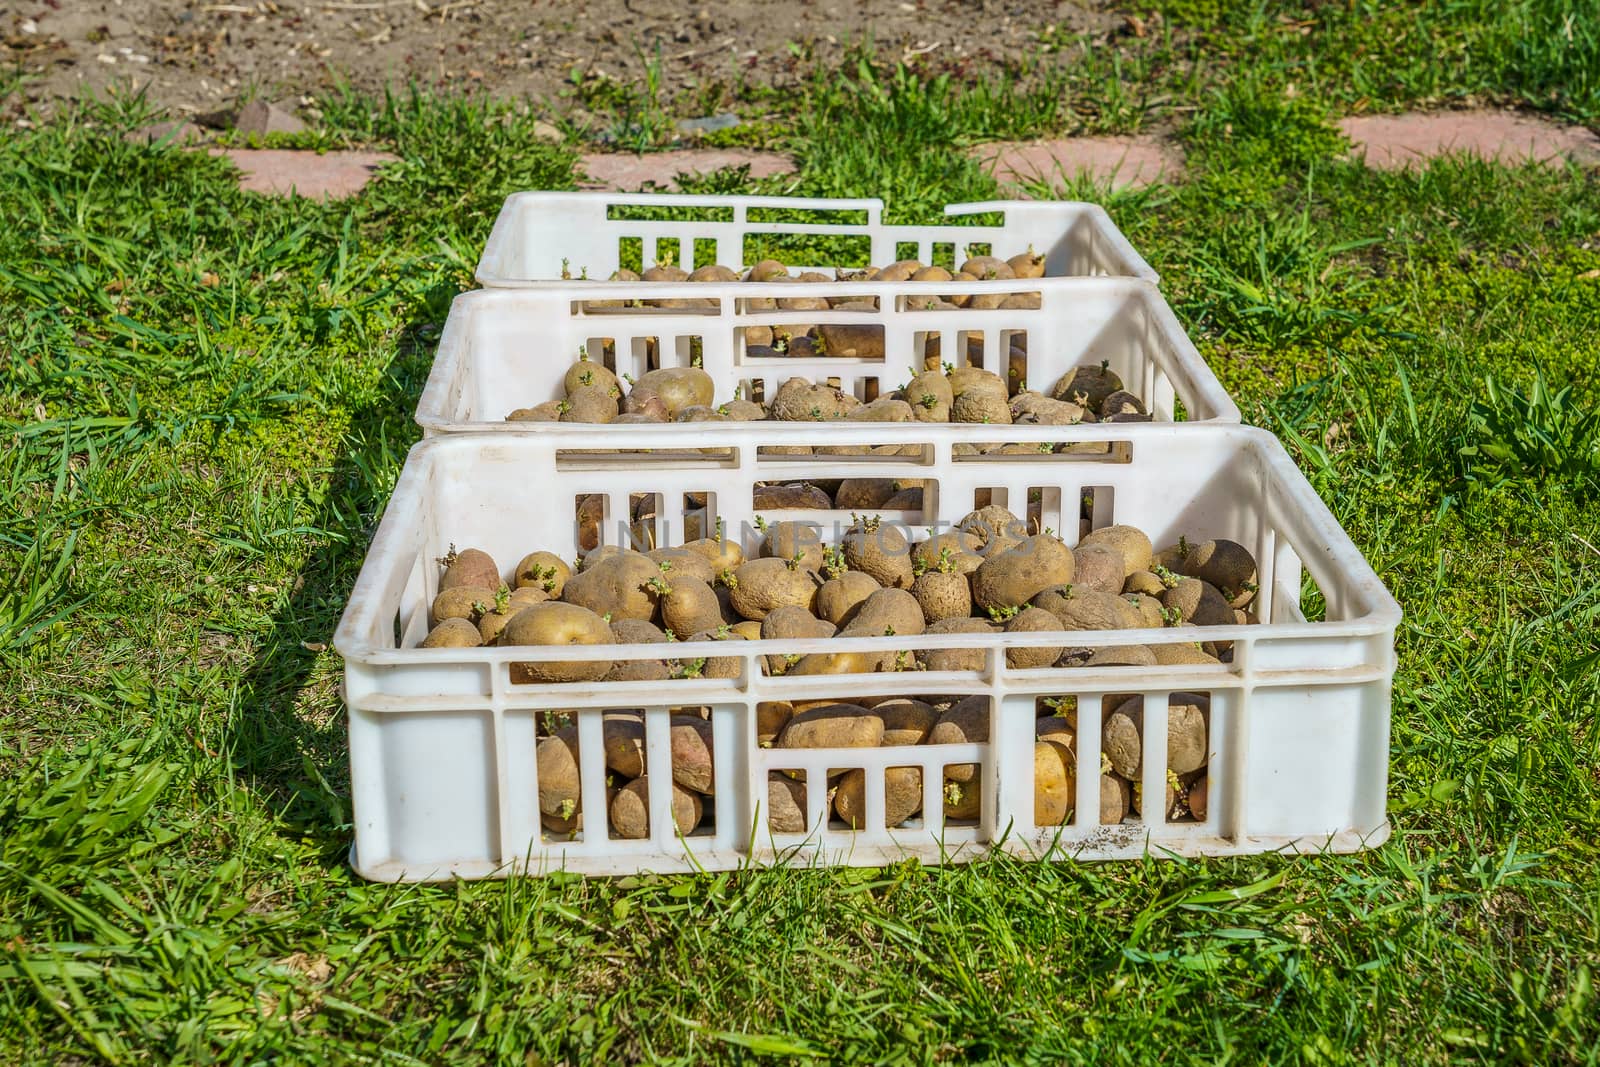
[1186,774,1209,821]
[727,557,819,620]
[1079,525,1154,577]
[902,369,954,421]
[842,519,915,590]
[873,698,937,746]
[1122,570,1166,597]
[622,387,670,422]
[1032,586,1141,631]
[959,505,1028,556]
[1004,606,1065,668]
[508,401,563,422]
[928,696,989,782]
[834,478,901,510]
[1160,577,1234,627]
[760,604,833,641]
[766,773,810,832]
[601,712,647,777]
[562,552,664,622]
[431,585,495,625]
[912,569,972,624]
[642,264,689,282]
[784,649,884,675]
[872,259,924,283]
[1084,644,1157,668]
[1071,543,1127,595]
[754,483,832,510]
[1099,389,1146,418]
[1036,716,1075,753]
[668,714,716,794]
[1179,538,1258,607]
[1007,249,1047,279]
[761,520,826,571]
[1101,773,1130,824]
[757,701,793,747]
[1168,698,1210,775]
[816,570,882,627]
[1034,740,1075,826]
[730,619,764,641]
[845,397,914,422]
[1050,363,1124,410]
[560,355,619,396]
[562,383,620,423]
[610,775,702,839]
[503,603,614,683]
[778,703,885,749]
[1150,641,1222,666]
[677,628,746,679]
[769,377,853,421]
[684,536,743,573]
[1102,705,1142,778]
[916,617,997,671]
[912,531,984,574]
[747,258,789,281]
[972,535,1076,614]
[942,776,982,820]
[660,575,724,638]
[438,547,499,593]
[816,323,886,358]
[536,725,581,819]
[1124,592,1167,629]
[603,618,670,681]
[948,366,1009,401]
[846,582,924,634]
[514,551,571,597]
[633,367,714,417]
[960,255,1014,280]
[835,766,923,829]
[951,391,1012,424]
[421,617,483,648]
[647,547,716,587]
[1010,391,1090,426]
[689,263,739,282]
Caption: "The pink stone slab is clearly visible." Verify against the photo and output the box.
[211,149,399,198]
[578,149,795,190]
[973,136,1184,190]
[1339,111,1600,169]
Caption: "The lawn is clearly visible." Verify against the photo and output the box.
[2,1,1598,1062]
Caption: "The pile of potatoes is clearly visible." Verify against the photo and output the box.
[531,691,1209,841]
[506,353,1147,430]
[534,710,715,839]
[419,509,1259,684]
[508,252,1151,429]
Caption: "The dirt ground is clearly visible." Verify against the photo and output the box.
[3,0,1121,118]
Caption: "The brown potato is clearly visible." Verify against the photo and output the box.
[601,712,647,777]
[508,401,563,422]
[912,569,972,624]
[757,701,793,747]
[916,617,998,671]
[503,603,614,683]
[514,551,571,597]
[1122,569,1166,597]
[1079,525,1154,577]
[689,263,739,282]
[873,698,937,745]
[728,557,820,620]
[1102,706,1142,778]
[1084,644,1157,668]
[769,377,854,421]
[1150,641,1222,666]
[960,255,1014,280]
[1168,698,1210,775]
[439,547,500,592]
[1160,577,1235,627]
[959,505,1028,556]
[562,383,620,423]
[610,775,702,839]
[845,397,915,422]
[684,536,743,573]
[562,552,664,622]
[757,520,822,573]
[421,617,483,648]
[1004,606,1065,668]
[1179,538,1259,607]
[633,367,714,417]
[431,585,495,626]
[1186,774,1209,821]
[783,649,884,676]
[835,766,923,829]
[912,530,984,574]
[1101,773,1130,824]
[536,725,581,820]
[660,575,724,639]
[842,519,915,590]
[1124,592,1167,629]
[816,570,882,627]
[1007,249,1046,279]
[928,696,990,782]
[670,714,716,794]
[904,369,954,422]
[766,773,810,832]
[1010,392,1090,426]
[648,547,716,587]
[873,259,924,282]
[972,535,1076,614]
[833,478,901,511]
[840,587,925,637]
[942,776,982,820]
[1034,740,1075,826]
[1050,363,1124,410]
[1032,586,1142,631]
[1071,544,1127,595]
[747,259,789,281]
[754,483,833,510]
[778,703,885,749]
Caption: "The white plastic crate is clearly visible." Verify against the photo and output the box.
[476,193,1158,287]
[416,277,1238,434]
[334,423,1399,882]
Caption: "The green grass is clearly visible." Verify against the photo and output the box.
[4,10,1600,1062]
